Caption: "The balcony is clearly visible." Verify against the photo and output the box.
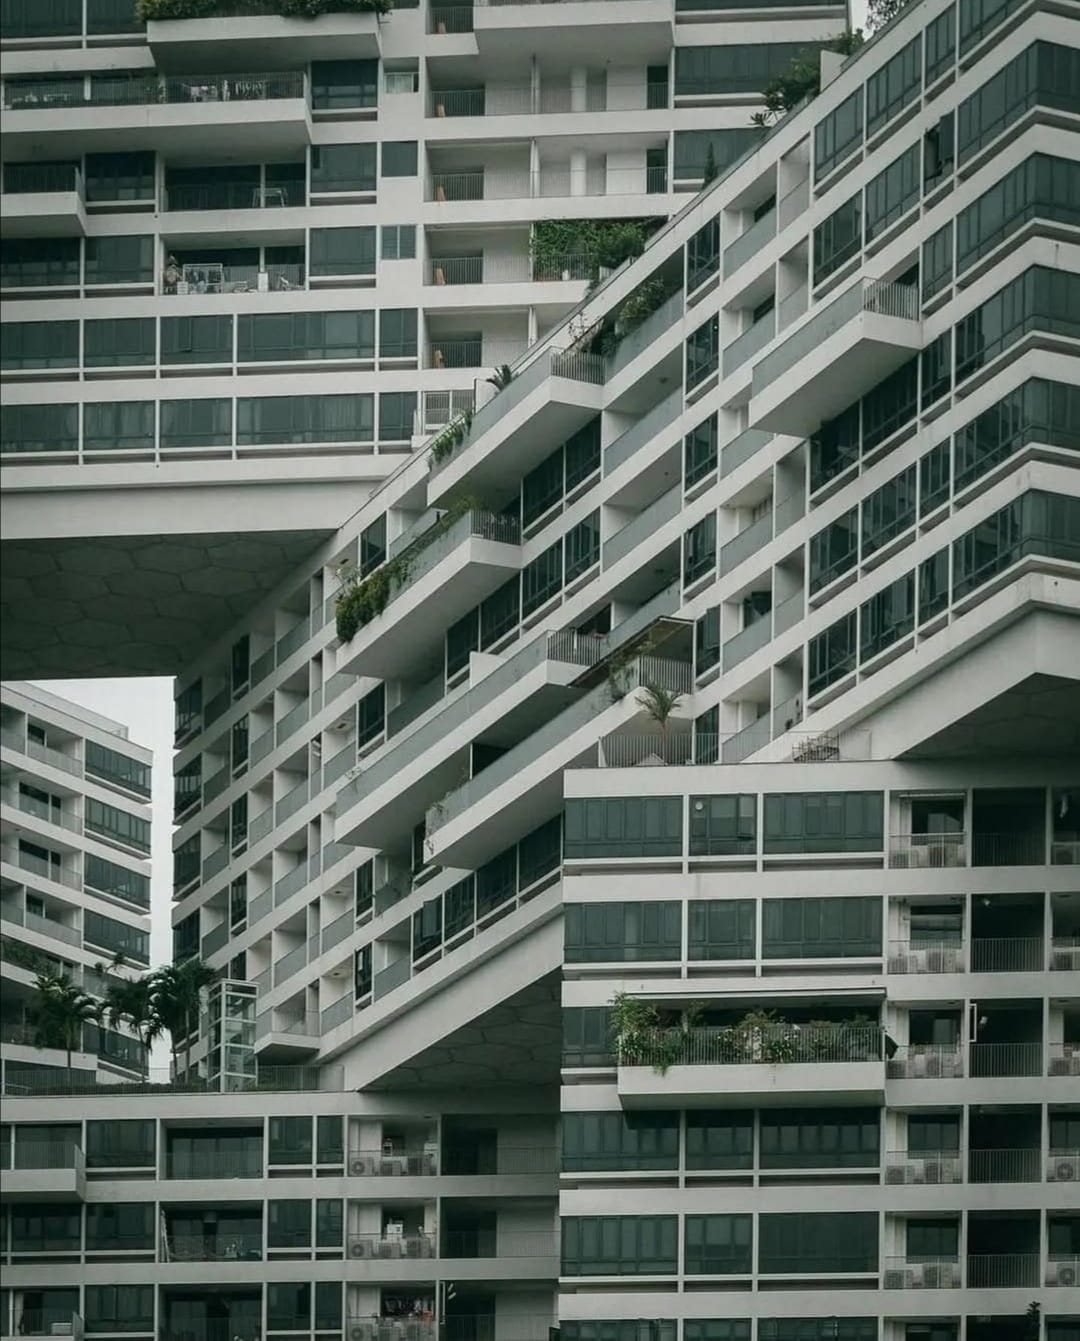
[337,511,522,679]
[165,1232,263,1262]
[1,71,311,156]
[426,164,669,208]
[883,1257,962,1289]
[14,1314,84,1341]
[888,832,966,868]
[471,0,673,62]
[750,278,922,436]
[425,338,528,370]
[347,1147,439,1177]
[427,82,667,121]
[969,1148,1042,1182]
[348,1318,435,1341]
[618,1023,886,1109]
[0,166,86,239]
[147,3,380,64]
[346,1231,436,1260]
[886,1045,965,1079]
[967,1253,1040,1288]
[254,1008,320,1058]
[164,260,305,296]
[883,1151,963,1185]
[2,1141,86,1200]
[888,941,965,973]
[426,254,590,287]
[441,1229,560,1272]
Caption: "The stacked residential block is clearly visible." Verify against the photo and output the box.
[0,682,153,1085]
[2,1,1080,1341]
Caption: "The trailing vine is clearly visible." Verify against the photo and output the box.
[335,494,482,642]
[531,218,663,289]
[428,407,473,468]
[136,0,391,19]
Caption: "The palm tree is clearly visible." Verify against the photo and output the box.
[30,973,101,1072]
[638,682,682,734]
[102,973,161,1076]
[150,957,216,1080]
[486,363,514,392]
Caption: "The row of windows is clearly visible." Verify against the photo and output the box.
[84,797,150,854]
[673,44,823,97]
[563,792,884,860]
[0,310,421,370]
[82,909,149,964]
[84,853,150,910]
[1,394,417,454]
[809,490,1080,696]
[85,740,150,798]
[564,896,882,962]
[562,1211,878,1275]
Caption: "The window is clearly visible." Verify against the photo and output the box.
[864,143,919,241]
[382,225,417,260]
[382,141,418,177]
[565,512,600,582]
[269,1115,312,1165]
[268,1284,310,1331]
[237,394,373,446]
[354,943,372,998]
[758,1212,878,1273]
[84,854,150,908]
[860,572,915,661]
[956,42,1080,166]
[564,1325,676,1341]
[815,89,863,181]
[674,129,762,181]
[84,909,149,963]
[85,1286,153,1333]
[1,320,79,369]
[2,404,78,456]
[11,1205,81,1251]
[565,902,681,962]
[82,401,155,454]
[686,1112,754,1170]
[925,6,956,84]
[923,112,955,190]
[562,1216,678,1275]
[316,1197,343,1246]
[268,1200,311,1248]
[813,193,862,284]
[684,1215,752,1274]
[907,1219,959,1260]
[83,317,155,367]
[160,398,231,450]
[686,314,719,389]
[562,1006,613,1067]
[310,226,377,277]
[379,308,417,358]
[1,238,80,289]
[810,404,860,492]
[689,795,756,856]
[921,331,951,408]
[172,909,198,960]
[762,897,882,957]
[161,314,232,365]
[85,797,150,853]
[865,35,921,136]
[685,1326,750,1341]
[311,59,377,110]
[522,448,563,527]
[687,218,720,291]
[360,516,387,576]
[84,151,155,203]
[413,894,442,960]
[908,1113,960,1153]
[763,792,884,854]
[955,378,1080,491]
[564,797,683,859]
[696,606,720,676]
[958,0,1027,55]
[695,704,717,763]
[238,310,375,362]
[86,1203,154,1251]
[862,463,917,556]
[683,514,716,585]
[760,1323,876,1341]
[561,1113,679,1172]
[920,441,951,514]
[918,547,949,622]
[760,1109,879,1169]
[688,900,755,960]
[954,266,1080,385]
[3,160,80,194]
[518,815,561,889]
[521,541,562,617]
[952,490,1080,599]
[809,508,857,593]
[310,143,377,193]
[956,154,1080,277]
[85,1120,154,1169]
[564,416,601,490]
[685,415,718,488]
[315,1283,342,1331]
[84,235,153,285]
[379,391,416,443]
[675,44,821,96]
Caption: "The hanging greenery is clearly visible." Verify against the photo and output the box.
[751,30,864,125]
[531,218,663,289]
[428,407,474,468]
[136,0,391,20]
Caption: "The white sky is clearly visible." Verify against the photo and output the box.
[36,0,873,963]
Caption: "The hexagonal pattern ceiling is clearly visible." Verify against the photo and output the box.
[368,974,562,1091]
[1,529,331,680]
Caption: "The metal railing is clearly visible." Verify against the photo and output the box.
[426,165,669,202]
[888,941,965,973]
[883,1151,962,1185]
[2,1064,342,1097]
[886,1045,964,1078]
[425,339,527,369]
[968,1147,1042,1182]
[346,1231,436,1258]
[428,83,667,116]
[596,734,693,767]
[970,832,1046,865]
[4,1140,84,1171]
[346,1147,438,1176]
[883,1257,961,1288]
[165,1232,263,1262]
[1051,936,1080,970]
[621,1023,883,1068]
[1,163,84,196]
[441,1316,555,1341]
[10,1315,84,1340]
[970,937,1045,972]
[967,1253,1040,1288]
[4,70,306,112]
[347,1319,435,1341]
[428,5,474,30]
[427,255,589,285]
[888,832,966,867]
[969,1041,1044,1078]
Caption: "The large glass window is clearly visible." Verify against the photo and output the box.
[955,266,1080,385]
[237,394,373,446]
[311,59,378,110]
[564,902,681,962]
[925,6,956,83]
[674,129,762,181]
[11,1205,81,1252]
[382,141,418,177]
[860,572,915,661]
[689,795,756,856]
[959,0,1028,54]
[686,314,719,389]
[310,143,377,193]
[865,35,921,136]
[565,512,601,583]
[956,154,1080,276]
[683,514,717,586]
[310,227,376,277]
[3,161,80,194]
[686,1112,754,1170]
[684,1215,752,1274]
[1,320,79,369]
[759,1111,884,1171]
[758,1212,878,1273]
[862,463,917,556]
[763,792,884,854]
[379,308,418,358]
[957,42,1080,166]
[269,1115,312,1165]
[685,415,718,488]
[85,797,150,853]
[84,151,155,203]
[84,235,153,285]
[1,404,78,456]
[564,797,683,859]
[696,606,720,676]
[815,88,863,181]
[83,402,155,453]
[952,490,1080,598]
[160,398,231,450]
[238,311,375,362]
[760,1323,875,1341]
[83,317,155,367]
[809,508,857,593]
[562,1216,678,1275]
[84,909,149,964]
[813,192,862,284]
[687,218,720,292]
[810,404,860,492]
[85,1120,154,1169]
[1,238,79,289]
[84,853,150,908]
[864,143,920,242]
[85,1286,154,1333]
[675,44,821,96]
[565,417,601,490]
[86,1203,154,1250]
[561,1113,679,1172]
[161,315,232,365]
[521,541,562,617]
[955,378,1080,492]
[762,896,882,957]
[688,900,755,960]
[268,1200,311,1248]
[562,1006,613,1067]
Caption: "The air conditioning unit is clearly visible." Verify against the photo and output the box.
[1050,1154,1080,1182]
[885,1164,907,1184]
[350,1239,372,1259]
[349,1155,372,1176]
[352,1325,375,1341]
[884,1268,910,1289]
[1048,1259,1078,1286]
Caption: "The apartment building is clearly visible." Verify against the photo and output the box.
[0,682,153,1085]
[0,0,842,679]
[2,0,1080,1339]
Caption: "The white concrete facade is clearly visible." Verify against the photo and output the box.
[0,682,153,1083]
[2,1,1080,1340]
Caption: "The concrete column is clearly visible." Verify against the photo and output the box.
[570,65,587,113]
[570,147,587,197]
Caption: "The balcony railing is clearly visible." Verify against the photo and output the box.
[971,832,1046,865]
[4,70,306,112]
[3,1063,340,1097]
[969,937,1045,972]
[1048,1043,1080,1076]
[4,1140,84,1172]
[13,1314,84,1341]
[346,1231,436,1259]
[967,1253,1040,1288]
[165,1232,263,1262]
[1052,839,1080,864]
[969,1041,1044,1078]
[883,1257,962,1288]
[888,832,966,867]
[968,1147,1042,1182]
[347,1319,436,1341]
[1,164,84,196]
[1051,936,1080,970]
[1048,1149,1080,1181]
[426,165,668,202]
[321,994,354,1034]
[888,941,965,973]
[427,83,667,116]
[165,262,304,295]
[346,1147,437,1176]
[886,1045,964,1078]
[428,4,475,30]
[622,1023,883,1068]
[441,1230,559,1258]
[425,339,527,369]
[426,254,590,285]
[883,1151,962,1185]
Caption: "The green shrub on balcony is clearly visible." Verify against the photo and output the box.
[136,0,392,20]
[531,218,663,289]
